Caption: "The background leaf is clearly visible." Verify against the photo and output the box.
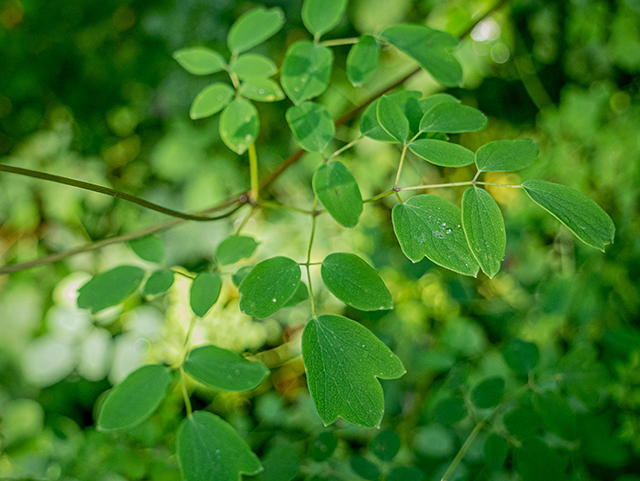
[533,391,578,440]
[143,270,175,297]
[377,95,410,143]
[471,377,505,409]
[216,235,259,265]
[286,102,335,152]
[409,139,475,167]
[190,272,223,318]
[476,139,539,172]
[230,53,277,79]
[281,41,333,105]
[190,83,234,120]
[370,430,401,462]
[346,35,379,87]
[239,78,284,102]
[129,235,164,263]
[219,97,259,154]
[502,339,539,375]
[227,7,285,54]
[77,266,145,314]
[301,0,347,37]
[173,47,226,75]
[312,161,363,228]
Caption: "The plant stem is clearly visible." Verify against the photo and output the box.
[441,422,484,481]
[394,144,409,189]
[235,205,255,235]
[399,181,522,191]
[249,143,259,203]
[364,190,395,203]
[260,200,314,215]
[321,37,359,47]
[325,134,364,161]
[180,366,193,416]
[306,197,319,318]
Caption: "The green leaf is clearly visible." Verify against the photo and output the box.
[219,97,259,154]
[183,345,269,392]
[281,41,333,105]
[77,265,145,314]
[238,257,301,318]
[143,270,175,297]
[301,314,405,428]
[502,339,539,375]
[216,235,259,265]
[346,35,379,87]
[471,377,505,409]
[177,411,262,481]
[476,139,539,172]
[301,0,347,37]
[380,24,462,87]
[522,180,615,251]
[230,53,277,80]
[173,47,226,75]
[239,78,284,102]
[350,456,380,481]
[515,438,569,481]
[189,272,223,318]
[286,102,335,152]
[419,102,487,133]
[387,467,423,481]
[533,391,577,440]
[308,432,337,462]
[503,407,541,439]
[370,431,401,462]
[392,195,480,276]
[258,443,301,481]
[232,266,253,287]
[282,281,309,308]
[130,236,164,263]
[97,364,171,431]
[484,434,508,471]
[377,95,410,143]
[321,253,392,311]
[408,139,475,167]
[430,396,467,425]
[360,91,421,141]
[190,83,235,120]
[312,161,363,228]
[461,187,506,278]
[227,7,285,54]
[419,93,460,112]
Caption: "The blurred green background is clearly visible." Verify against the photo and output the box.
[1,0,640,480]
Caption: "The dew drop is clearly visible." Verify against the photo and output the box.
[272,298,277,302]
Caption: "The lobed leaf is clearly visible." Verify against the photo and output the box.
[281,41,333,105]
[312,161,363,228]
[227,7,285,54]
[476,139,539,172]
[346,35,379,87]
[190,272,223,318]
[219,97,259,154]
[77,265,145,314]
[409,139,475,167]
[286,101,335,152]
[173,47,226,75]
[190,83,234,120]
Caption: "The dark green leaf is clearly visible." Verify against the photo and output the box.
[430,396,467,425]
[484,434,508,471]
[190,272,223,318]
[286,102,335,152]
[282,282,309,307]
[173,47,226,75]
[227,7,285,54]
[301,315,405,427]
[143,270,175,297]
[216,235,259,265]
[419,93,460,112]
[515,438,569,481]
[419,102,487,133]
[232,266,253,288]
[503,407,541,439]
[350,456,380,481]
[184,345,269,392]
[281,41,333,105]
[302,0,347,37]
[190,83,235,120]
[387,467,423,481]
[77,266,145,314]
[321,253,392,311]
[239,78,284,102]
[97,364,171,431]
[408,139,475,167]
[219,97,259,154]
[461,187,506,278]
[502,339,539,375]
[308,432,337,462]
[257,443,300,481]
[471,377,505,409]
[238,257,301,318]
[370,431,401,462]
[312,161,363,228]
[533,391,577,440]
[177,411,262,481]
[392,195,480,276]
[230,53,277,80]
[380,24,461,87]
[522,180,615,251]
[475,139,539,172]
[347,35,379,87]
[130,236,164,263]
[377,95,410,143]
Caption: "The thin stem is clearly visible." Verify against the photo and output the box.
[325,134,364,161]
[249,143,259,203]
[235,205,255,235]
[180,366,193,416]
[394,144,409,189]
[441,422,484,481]
[171,268,195,280]
[472,170,481,182]
[260,200,314,215]
[306,197,319,318]
[321,37,359,47]
[299,261,322,266]
[399,181,522,192]
[364,189,395,203]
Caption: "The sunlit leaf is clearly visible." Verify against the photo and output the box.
[230,53,277,80]
[143,270,175,297]
[219,97,259,154]
[312,161,363,228]
[173,47,226,75]
[282,281,309,307]
[476,139,539,172]
[302,314,405,427]
[286,101,335,152]
[190,83,234,120]
[419,102,487,133]
[77,266,145,314]
[190,272,222,318]
[302,0,347,37]
[377,95,410,143]
[409,139,475,167]
[239,78,284,102]
[130,236,164,263]
[227,7,285,54]
[346,35,379,87]
[216,235,259,265]
[281,41,333,105]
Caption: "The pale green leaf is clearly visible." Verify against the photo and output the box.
[301,314,405,427]
[216,235,259,265]
[380,24,462,87]
[419,93,460,112]
[321,253,392,311]
[227,7,285,54]
[419,102,487,133]
[239,78,284,102]
[522,180,615,251]
[77,266,145,314]
[177,411,262,481]
[129,235,164,263]
[230,53,277,80]
[476,139,539,172]
[143,270,175,297]
[281,41,333,105]
[97,364,171,431]
[302,0,347,37]
[471,377,505,409]
[190,83,234,120]
[409,139,475,167]
[173,47,226,75]
[392,195,480,276]
[286,101,335,152]
[377,95,410,143]
[184,345,269,392]
[238,257,301,318]
[312,161,363,228]
[346,35,379,87]
[190,272,223,318]
[219,98,259,154]
[461,187,506,278]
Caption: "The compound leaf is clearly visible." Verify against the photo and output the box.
[281,41,333,105]
[312,161,363,228]
[302,0,347,37]
[190,272,223,318]
[239,78,284,102]
[227,7,285,54]
[219,97,259,154]
[409,139,475,167]
[286,101,335,152]
[190,83,234,120]
[476,139,539,172]
[173,47,226,75]
[347,35,379,87]
[77,265,145,314]
[377,95,410,143]
[230,53,277,79]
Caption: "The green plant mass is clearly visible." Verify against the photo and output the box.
[1,0,639,480]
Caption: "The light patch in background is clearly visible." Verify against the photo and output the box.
[78,328,113,381]
[22,336,75,387]
[490,44,511,64]
[471,18,501,42]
